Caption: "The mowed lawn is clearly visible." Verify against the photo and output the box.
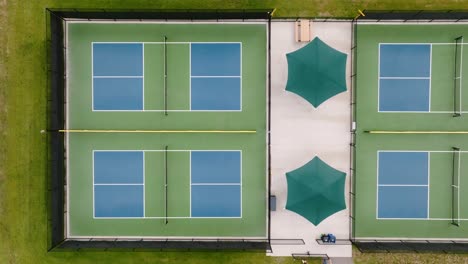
[2,0,468,263]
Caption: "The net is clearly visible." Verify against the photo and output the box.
[454,36,463,117]
[165,145,168,224]
[164,36,168,116]
[452,147,461,226]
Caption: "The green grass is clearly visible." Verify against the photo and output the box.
[2,0,468,263]
[353,246,468,264]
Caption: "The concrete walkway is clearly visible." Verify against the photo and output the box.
[268,21,352,258]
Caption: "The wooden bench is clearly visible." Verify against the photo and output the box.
[295,19,312,42]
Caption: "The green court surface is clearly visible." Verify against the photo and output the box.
[66,23,267,238]
[354,24,468,239]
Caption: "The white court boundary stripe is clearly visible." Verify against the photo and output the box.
[189,150,242,218]
[91,42,243,112]
[378,43,432,112]
[376,151,379,219]
[460,37,464,115]
[378,184,428,187]
[92,149,243,219]
[92,109,242,112]
[380,42,468,45]
[189,44,192,111]
[65,21,71,237]
[376,151,431,220]
[191,76,241,78]
[191,183,241,185]
[92,41,242,44]
[379,77,430,79]
[427,152,430,218]
[379,150,468,153]
[377,43,380,112]
[92,150,145,218]
[142,43,145,111]
[93,76,143,78]
[189,42,242,111]
[429,44,432,112]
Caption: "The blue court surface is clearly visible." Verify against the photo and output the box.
[190,43,241,111]
[93,150,241,218]
[191,151,241,217]
[379,44,431,112]
[92,42,241,111]
[93,151,144,218]
[377,151,429,219]
[92,43,144,111]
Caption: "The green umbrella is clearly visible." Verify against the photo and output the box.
[286,156,346,225]
[286,37,347,107]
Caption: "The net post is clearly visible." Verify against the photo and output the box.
[165,145,168,224]
[452,147,461,226]
[454,36,463,117]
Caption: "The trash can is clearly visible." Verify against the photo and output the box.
[270,195,276,211]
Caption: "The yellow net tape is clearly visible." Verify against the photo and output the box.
[366,131,468,134]
[59,129,256,134]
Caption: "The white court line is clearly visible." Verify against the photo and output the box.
[458,151,461,220]
[93,76,143,78]
[189,150,192,218]
[376,151,431,220]
[379,77,430,80]
[143,151,145,217]
[380,42,468,46]
[427,152,430,219]
[91,43,94,111]
[65,21,71,237]
[240,150,243,218]
[96,149,242,152]
[460,37,464,115]
[92,150,146,218]
[93,216,242,219]
[429,44,432,112]
[94,183,144,186]
[377,43,381,112]
[376,217,468,220]
[378,43,432,113]
[378,184,428,187]
[189,43,192,111]
[378,110,460,113]
[190,76,241,78]
[92,41,242,44]
[379,150,468,153]
[69,234,266,240]
[189,150,242,218]
[376,151,379,219]
[90,146,245,219]
[92,41,242,112]
[240,43,243,112]
[163,39,166,113]
[142,43,145,111]
[92,150,95,218]
[92,109,242,112]
[191,183,241,186]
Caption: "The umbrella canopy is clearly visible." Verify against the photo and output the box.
[286,156,346,225]
[286,37,347,107]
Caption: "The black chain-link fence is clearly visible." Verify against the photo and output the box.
[351,10,468,253]
[46,8,273,251]
[358,10,468,21]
